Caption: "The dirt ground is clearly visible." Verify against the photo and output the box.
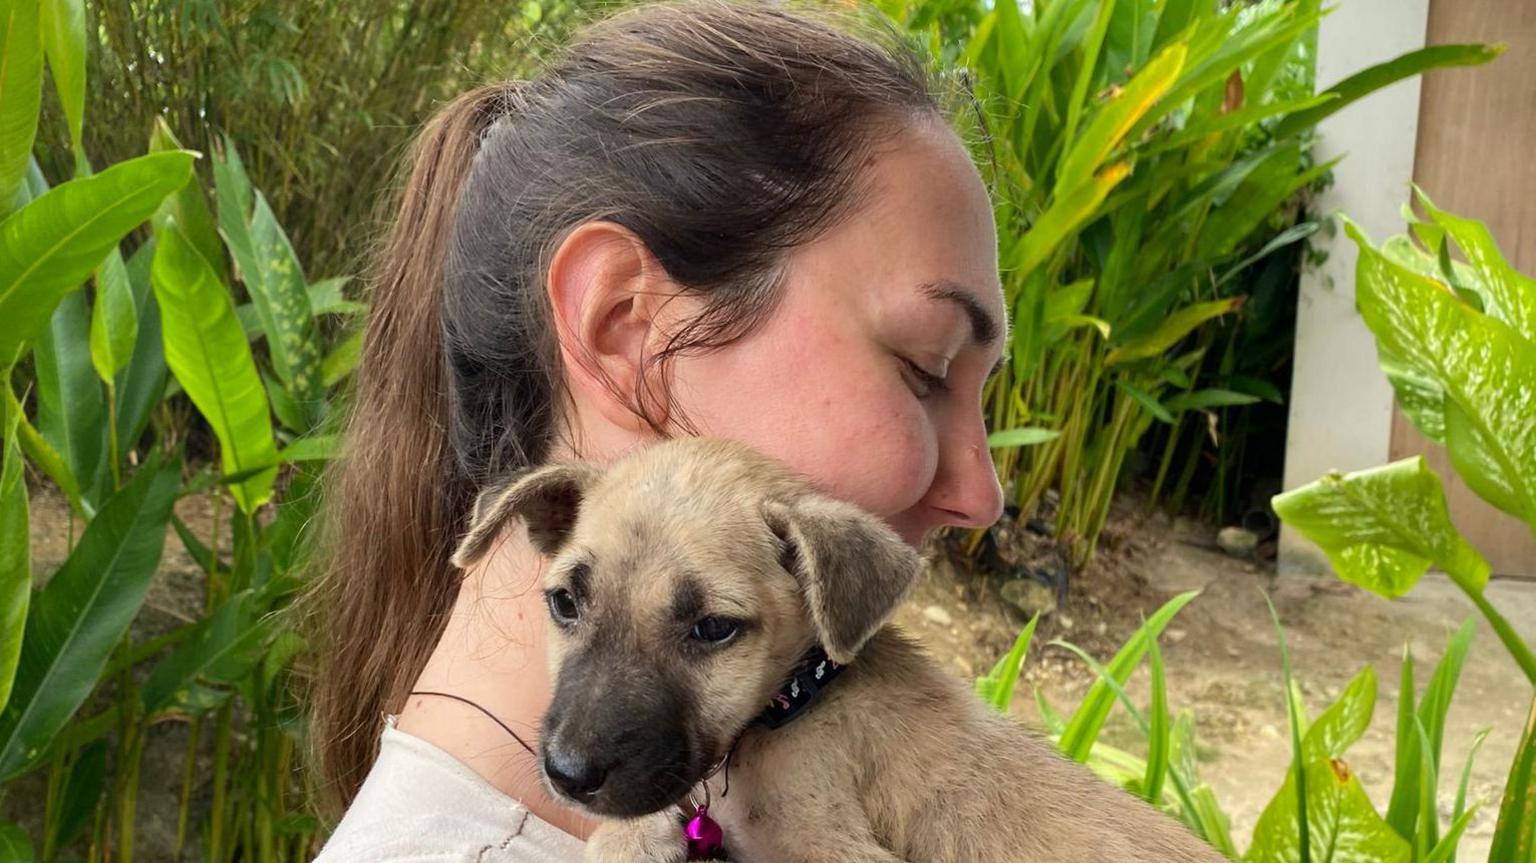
[894,500,1536,862]
[18,479,1536,860]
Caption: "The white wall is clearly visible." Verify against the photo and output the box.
[1279,0,1430,574]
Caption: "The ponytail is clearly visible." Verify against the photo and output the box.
[302,82,522,813]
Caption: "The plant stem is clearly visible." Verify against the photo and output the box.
[1465,588,1536,685]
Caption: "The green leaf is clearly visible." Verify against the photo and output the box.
[1247,758,1412,863]
[142,589,273,715]
[1059,44,1185,195]
[1489,695,1535,863]
[0,450,181,780]
[250,193,322,422]
[1413,187,1536,348]
[1347,217,1536,529]
[1143,625,1169,805]
[1273,43,1505,140]
[0,151,196,372]
[0,391,27,713]
[151,216,277,512]
[1271,457,1489,599]
[0,0,43,218]
[48,739,105,852]
[321,325,364,387]
[0,820,31,863]
[1387,646,1419,840]
[1058,590,1197,762]
[1301,666,1376,764]
[88,247,137,384]
[39,0,85,158]
[1115,378,1174,424]
[1105,298,1242,365]
[0,382,79,515]
[112,239,168,459]
[986,427,1062,448]
[1163,389,1261,412]
[1008,161,1131,280]
[33,290,106,508]
[147,118,221,272]
[975,613,1039,712]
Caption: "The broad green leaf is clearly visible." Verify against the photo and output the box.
[1105,298,1241,365]
[0,382,79,515]
[306,275,363,316]
[112,237,163,444]
[1301,666,1376,765]
[148,118,221,271]
[48,739,105,852]
[142,589,273,715]
[0,450,181,780]
[1057,43,1185,195]
[250,193,322,421]
[0,0,42,217]
[976,613,1038,712]
[0,820,31,863]
[321,325,364,387]
[88,247,137,383]
[986,427,1061,448]
[0,394,27,712]
[1058,0,1119,169]
[1271,457,1489,599]
[1247,758,1412,863]
[1140,93,1336,158]
[33,290,106,508]
[1413,187,1536,346]
[39,0,84,157]
[1058,590,1196,762]
[151,216,277,512]
[1008,161,1131,280]
[1489,695,1535,863]
[0,151,196,371]
[1273,43,1504,140]
[1347,218,1536,529]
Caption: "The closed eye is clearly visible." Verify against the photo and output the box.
[902,357,950,398]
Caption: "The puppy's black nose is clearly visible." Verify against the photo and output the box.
[544,746,609,799]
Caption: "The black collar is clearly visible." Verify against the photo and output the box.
[752,645,845,729]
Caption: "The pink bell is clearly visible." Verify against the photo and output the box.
[684,805,725,860]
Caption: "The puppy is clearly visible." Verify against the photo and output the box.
[451,437,1226,863]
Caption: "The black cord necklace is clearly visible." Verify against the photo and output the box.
[407,689,537,757]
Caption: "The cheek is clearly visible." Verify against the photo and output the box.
[666,306,939,517]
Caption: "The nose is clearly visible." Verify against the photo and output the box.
[544,745,611,800]
[928,407,1004,529]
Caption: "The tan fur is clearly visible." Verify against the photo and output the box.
[453,438,1226,863]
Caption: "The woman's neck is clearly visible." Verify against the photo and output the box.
[394,524,599,840]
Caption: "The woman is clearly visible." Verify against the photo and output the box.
[305,0,1006,858]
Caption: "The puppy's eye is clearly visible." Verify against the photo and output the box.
[547,588,579,625]
[689,616,742,646]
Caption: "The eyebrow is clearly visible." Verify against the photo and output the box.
[917,279,1009,377]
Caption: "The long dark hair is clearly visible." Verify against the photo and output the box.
[301,0,984,812]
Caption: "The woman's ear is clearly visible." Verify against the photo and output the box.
[546,220,686,433]
[761,495,923,664]
[452,461,603,568]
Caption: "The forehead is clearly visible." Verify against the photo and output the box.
[784,118,1005,327]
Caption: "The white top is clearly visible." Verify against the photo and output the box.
[312,716,586,862]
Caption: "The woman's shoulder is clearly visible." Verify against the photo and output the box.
[311,718,586,862]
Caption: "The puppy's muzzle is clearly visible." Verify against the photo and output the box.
[541,651,701,817]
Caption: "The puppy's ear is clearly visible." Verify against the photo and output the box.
[761,495,922,664]
[451,461,601,568]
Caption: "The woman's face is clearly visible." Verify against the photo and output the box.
[664,117,1007,548]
